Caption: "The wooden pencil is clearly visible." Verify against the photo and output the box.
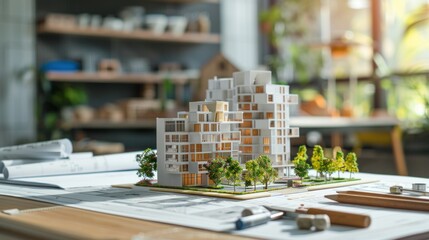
[305,207,371,228]
[337,190,429,203]
[325,193,429,212]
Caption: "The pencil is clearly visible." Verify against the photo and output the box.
[326,193,429,212]
[266,205,371,228]
[337,190,429,203]
[304,207,371,228]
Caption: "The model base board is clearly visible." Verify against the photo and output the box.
[130,178,377,200]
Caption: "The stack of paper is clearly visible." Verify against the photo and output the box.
[0,139,143,188]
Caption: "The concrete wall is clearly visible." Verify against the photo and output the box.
[0,0,36,147]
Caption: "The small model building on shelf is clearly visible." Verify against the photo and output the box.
[136,70,361,197]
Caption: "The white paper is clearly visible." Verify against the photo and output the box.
[0,170,142,189]
[3,151,140,179]
[0,153,94,172]
[0,139,73,160]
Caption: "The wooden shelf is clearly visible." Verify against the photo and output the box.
[46,71,198,85]
[37,25,220,44]
[61,120,157,129]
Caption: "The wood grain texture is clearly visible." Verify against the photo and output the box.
[0,195,250,240]
[326,193,429,212]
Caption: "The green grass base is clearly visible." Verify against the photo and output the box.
[302,178,360,186]
[135,178,360,196]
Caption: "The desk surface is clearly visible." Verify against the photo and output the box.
[0,195,247,240]
[1,172,429,240]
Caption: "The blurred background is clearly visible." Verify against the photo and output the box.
[0,0,428,176]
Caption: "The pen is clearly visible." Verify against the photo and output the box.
[235,211,284,230]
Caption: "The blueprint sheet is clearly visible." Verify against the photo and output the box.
[1,172,429,240]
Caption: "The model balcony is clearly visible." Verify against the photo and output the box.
[188,162,208,174]
[165,164,189,174]
[272,163,294,169]
[221,112,243,122]
[165,159,188,164]
[177,112,189,119]
[287,127,300,137]
[221,131,241,141]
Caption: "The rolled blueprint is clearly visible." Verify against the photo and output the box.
[0,139,73,160]
[0,152,93,172]
[3,151,140,179]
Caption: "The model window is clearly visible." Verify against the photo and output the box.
[242,129,251,136]
[199,114,205,122]
[243,112,252,119]
[176,121,185,131]
[165,121,175,132]
[180,135,188,142]
[263,137,270,145]
[263,146,270,154]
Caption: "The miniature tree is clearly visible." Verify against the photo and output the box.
[293,145,310,180]
[344,152,359,179]
[311,145,324,178]
[319,157,335,181]
[225,158,243,192]
[243,178,252,192]
[204,157,225,188]
[136,148,157,182]
[334,150,345,179]
[245,159,261,191]
[224,156,234,185]
[257,155,278,190]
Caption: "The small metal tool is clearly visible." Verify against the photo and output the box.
[412,183,427,192]
[235,206,284,230]
[296,214,330,231]
[390,184,429,196]
[235,206,331,231]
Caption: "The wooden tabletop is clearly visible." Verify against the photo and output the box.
[0,195,250,240]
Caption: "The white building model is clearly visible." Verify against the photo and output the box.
[157,70,299,187]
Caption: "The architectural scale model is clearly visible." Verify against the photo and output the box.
[156,70,299,187]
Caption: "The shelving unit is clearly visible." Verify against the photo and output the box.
[37,25,220,44]
[46,71,199,85]
[36,0,221,150]
[61,120,157,129]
